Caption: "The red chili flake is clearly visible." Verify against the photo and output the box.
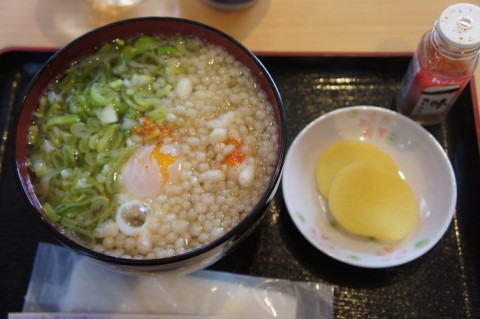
[225,137,243,148]
[222,149,246,167]
[133,117,175,142]
[425,37,472,76]
[221,137,246,167]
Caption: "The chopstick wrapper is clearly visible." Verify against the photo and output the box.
[19,243,333,318]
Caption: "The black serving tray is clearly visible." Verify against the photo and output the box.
[1,50,479,319]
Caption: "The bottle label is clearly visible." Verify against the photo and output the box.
[411,85,460,115]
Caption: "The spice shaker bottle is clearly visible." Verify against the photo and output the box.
[396,3,480,125]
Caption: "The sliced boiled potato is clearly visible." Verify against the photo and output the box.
[328,162,418,241]
[316,140,399,199]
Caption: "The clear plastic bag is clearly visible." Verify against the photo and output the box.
[22,243,333,318]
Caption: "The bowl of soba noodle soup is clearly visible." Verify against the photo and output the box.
[14,17,286,273]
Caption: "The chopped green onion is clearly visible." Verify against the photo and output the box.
[147,105,168,122]
[108,79,123,89]
[61,216,77,228]
[166,64,187,75]
[134,35,155,53]
[89,83,114,106]
[133,92,155,110]
[46,114,80,127]
[156,84,173,98]
[70,122,91,138]
[157,45,179,56]
[43,202,60,223]
[120,45,137,63]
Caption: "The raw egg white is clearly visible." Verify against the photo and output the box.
[121,143,182,198]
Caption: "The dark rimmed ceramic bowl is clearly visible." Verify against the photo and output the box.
[14,17,286,273]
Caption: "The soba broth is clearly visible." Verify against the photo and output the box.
[27,34,278,259]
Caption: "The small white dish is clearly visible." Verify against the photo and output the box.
[282,106,456,268]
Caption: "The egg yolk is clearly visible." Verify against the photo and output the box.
[121,143,181,198]
[150,143,178,183]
